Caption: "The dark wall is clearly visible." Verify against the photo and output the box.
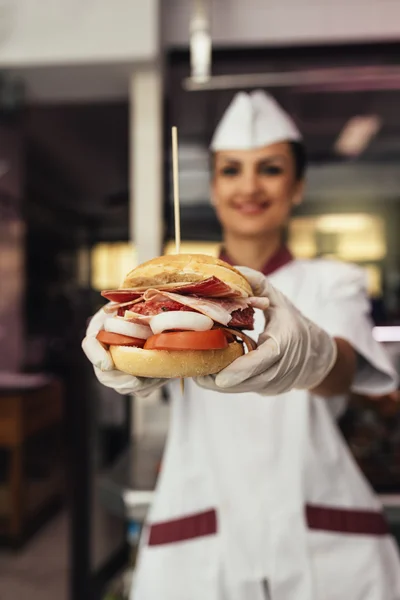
[0,121,24,372]
[23,102,129,372]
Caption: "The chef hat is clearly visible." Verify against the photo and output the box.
[210,90,302,151]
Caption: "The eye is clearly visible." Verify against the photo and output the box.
[220,165,240,177]
[258,164,283,176]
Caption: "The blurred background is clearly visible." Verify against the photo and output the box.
[1,0,400,598]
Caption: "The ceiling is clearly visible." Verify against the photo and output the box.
[15,41,400,243]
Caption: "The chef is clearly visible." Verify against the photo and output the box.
[84,91,400,599]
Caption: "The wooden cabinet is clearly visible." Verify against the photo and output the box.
[0,378,64,544]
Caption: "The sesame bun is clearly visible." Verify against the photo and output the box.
[109,342,244,378]
[122,254,252,298]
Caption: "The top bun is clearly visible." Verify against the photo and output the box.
[122,253,252,298]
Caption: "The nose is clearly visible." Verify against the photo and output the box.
[239,169,260,196]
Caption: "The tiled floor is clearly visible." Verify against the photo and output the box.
[0,512,68,600]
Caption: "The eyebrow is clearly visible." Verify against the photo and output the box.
[220,154,288,164]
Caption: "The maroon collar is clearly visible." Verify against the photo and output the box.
[219,245,294,276]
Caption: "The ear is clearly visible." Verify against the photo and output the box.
[291,179,305,207]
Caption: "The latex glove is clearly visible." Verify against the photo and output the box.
[82,305,167,397]
[196,266,337,395]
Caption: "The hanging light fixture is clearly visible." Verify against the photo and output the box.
[189,0,212,83]
[334,115,382,157]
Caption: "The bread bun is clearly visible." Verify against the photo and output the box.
[109,342,244,378]
[122,254,252,298]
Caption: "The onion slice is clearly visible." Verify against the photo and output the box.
[220,327,257,353]
[104,317,152,340]
[150,311,213,335]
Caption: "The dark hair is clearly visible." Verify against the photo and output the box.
[289,141,307,181]
[210,140,308,181]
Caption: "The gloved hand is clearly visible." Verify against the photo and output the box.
[82,305,167,397]
[195,266,337,395]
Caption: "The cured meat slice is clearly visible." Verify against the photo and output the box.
[101,276,246,302]
[143,290,241,326]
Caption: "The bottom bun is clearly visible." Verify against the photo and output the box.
[109,342,244,378]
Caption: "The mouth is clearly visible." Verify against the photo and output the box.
[232,201,271,216]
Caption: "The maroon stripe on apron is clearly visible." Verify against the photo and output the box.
[147,503,388,546]
[147,509,217,546]
[306,503,389,536]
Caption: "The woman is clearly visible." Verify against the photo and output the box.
[83,91,400,599]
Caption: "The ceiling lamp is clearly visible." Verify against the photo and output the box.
[334,115,381,157]
[189,0,212,84]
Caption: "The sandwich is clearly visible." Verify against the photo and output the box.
[95,254,269,378]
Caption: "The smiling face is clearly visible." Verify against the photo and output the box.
[211,141,304,239]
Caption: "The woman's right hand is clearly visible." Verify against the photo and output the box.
[82,305,167,397]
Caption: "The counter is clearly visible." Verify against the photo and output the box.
[97,435,164,523]
[0,373,63,544]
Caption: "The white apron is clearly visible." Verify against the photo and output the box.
[131,259,400,600]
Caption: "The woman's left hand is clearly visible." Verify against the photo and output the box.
[195,266,338,395]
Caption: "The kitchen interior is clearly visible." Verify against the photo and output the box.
[1,3,400,600]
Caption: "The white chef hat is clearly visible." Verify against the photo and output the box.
[210,90,302,151]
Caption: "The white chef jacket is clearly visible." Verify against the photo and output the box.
[131,258,400,600]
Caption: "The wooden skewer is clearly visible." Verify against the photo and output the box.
[171,126,181,255]
[172,126,184,394]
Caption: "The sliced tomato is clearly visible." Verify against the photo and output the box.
[96,330,145,347]
[144,329,228,351]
